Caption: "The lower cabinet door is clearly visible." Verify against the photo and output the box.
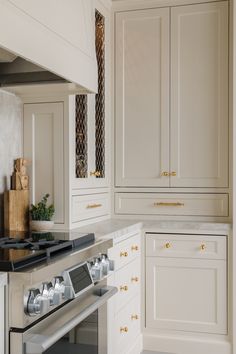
[146,257,227,334]
[115,295,141,354]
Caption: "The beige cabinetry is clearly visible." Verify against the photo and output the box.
[115,8,170,188]
[108,233,142,354]
[115,193,229,217]
[24,102,66,226]
[145,233,227,334]
[114,1,229,219]
[170,2,228,188]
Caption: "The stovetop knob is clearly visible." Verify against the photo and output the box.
[26,288,50,316]
[42,282,54,306]
[53,276,65,304]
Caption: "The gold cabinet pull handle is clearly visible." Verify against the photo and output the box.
[120,285,128,291]
[120,326,128,333]
[131,314,139,320]
[90,170,101,177]
[86,203,102,209]
[161,171,177,177]
[161,171,169,177]
[165,242,171,249]
[200,244,206,251]
[131,245,139,251]
[131,277,139,283]
[154,202,184,207]
[120,251,128,257]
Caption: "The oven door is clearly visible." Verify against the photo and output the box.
[10,284,117,354]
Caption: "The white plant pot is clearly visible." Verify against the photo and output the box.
[30,220,54,232]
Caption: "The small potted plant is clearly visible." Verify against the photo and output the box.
[30,194,55,232]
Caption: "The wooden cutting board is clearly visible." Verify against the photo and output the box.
[4,190,29,234]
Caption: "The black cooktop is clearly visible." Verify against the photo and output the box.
[0,232,95,271]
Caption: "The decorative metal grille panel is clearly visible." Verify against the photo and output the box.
[75,95,88,178]
[95,10,105,178]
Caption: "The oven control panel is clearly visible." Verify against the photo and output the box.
[24,254,114,316]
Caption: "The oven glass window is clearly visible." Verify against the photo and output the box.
[45,311,98,354]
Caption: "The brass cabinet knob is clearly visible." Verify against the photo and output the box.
[161,171,177,177]
[165,242,171,249]
[200,244,206,251]
[161,171,169,177]
[120,251,128,257]
[120,326,128,333]
[120,285,128,291]
[131,277,139,283]
[131,314,139,320]
[131,245,139,251]
[90,170,101,177]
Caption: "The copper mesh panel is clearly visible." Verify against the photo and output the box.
[95,10,105,178]
[75,95,88,178]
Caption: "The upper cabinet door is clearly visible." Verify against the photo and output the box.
[170,2,229,188]
[72,7,109,190]
[115,8,170,187]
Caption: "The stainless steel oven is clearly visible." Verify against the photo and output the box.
[10,280,116,354]
[7,237,116,354]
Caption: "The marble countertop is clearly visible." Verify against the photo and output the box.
[71,219,143,244]
[71,219,231,244]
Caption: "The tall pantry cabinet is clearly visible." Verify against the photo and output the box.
[115,1,229,220]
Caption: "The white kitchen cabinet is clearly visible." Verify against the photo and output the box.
[1,0,97,92]
[115,1,229,189]
[170,2,228,188]
[115,193,229,217]
[115,8,170,187]
[107,232,142,354]
[71,2,110,191]
[145,233,227,335]
[23,102,65,226]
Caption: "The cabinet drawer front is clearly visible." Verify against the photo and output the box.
[146,234,227,260]
[146,257,227,334]
[72,193,109,223]
[115,193,228,217]
[108,233,141,271]
[115,295,141,352]
[114,258,141,313]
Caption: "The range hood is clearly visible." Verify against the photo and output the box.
[0,47,95,96]
[0,54,68,86]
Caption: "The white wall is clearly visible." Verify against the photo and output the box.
[0,90,22,230]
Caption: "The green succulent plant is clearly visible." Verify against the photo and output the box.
[30,194,55,221]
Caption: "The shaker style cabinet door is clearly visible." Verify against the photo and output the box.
[170,2,229,188]
[146,257,227,334]
[23,102,65,225]
[115,8,170,187]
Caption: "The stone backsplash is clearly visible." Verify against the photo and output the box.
[0,90,22,231]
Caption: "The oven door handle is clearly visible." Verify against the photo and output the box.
[25,286,117,354]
